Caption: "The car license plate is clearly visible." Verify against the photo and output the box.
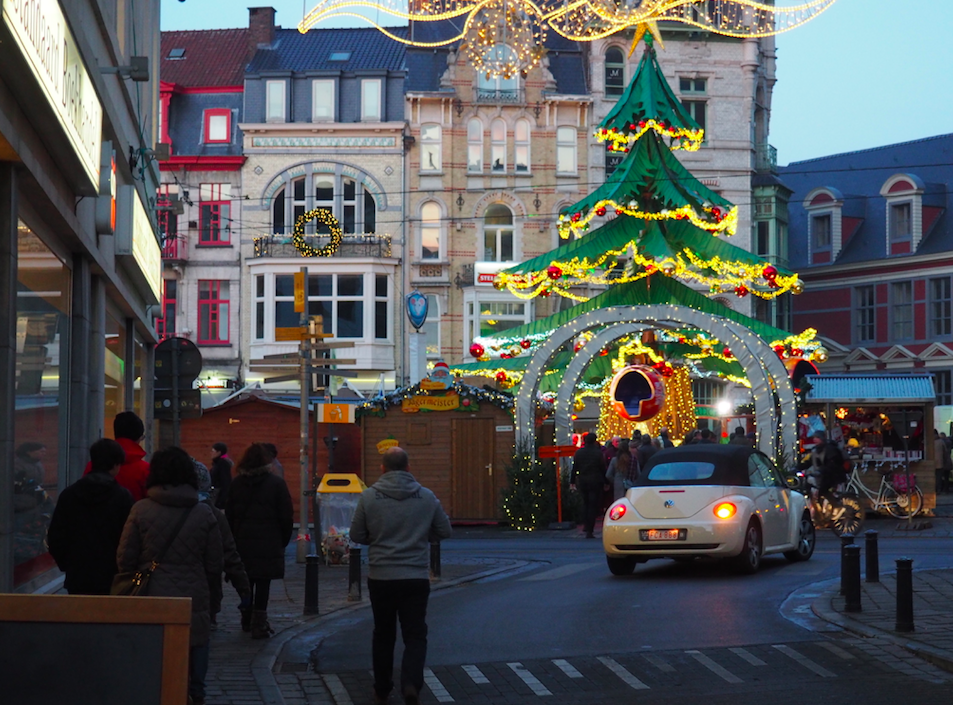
[640,528,684,541]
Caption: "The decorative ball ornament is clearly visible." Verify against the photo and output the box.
[495,371,507,383]
[595,207,607,217]
[773,344,785,356]
[493,278,506,290]
[291,209,343,257]
[608,365,666,422]
[660,261,676,276]
[763,264,778,280]
[469,343,485,358]
[573,399,585,412]
[791,278,805,295]
[792,347,804,357]
[462,398,472,407]
[734,285,748,298]
[813,346,830,363]
[547,265,563,280]
[520,339,531,349]
[723,348,733,359]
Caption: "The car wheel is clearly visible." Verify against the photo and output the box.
[732,520,762,574]
[784,511,815,562]
[606,555,637,576]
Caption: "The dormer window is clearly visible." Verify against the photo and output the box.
[803,187,843,264]
[880,173,925,255]
[167,48,186,60]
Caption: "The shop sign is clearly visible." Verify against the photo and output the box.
[401,391,460,413]
[3,0,103,190]
[474,261,510,286]
[316,403,355,424]
[376,436,398,454]
[117,186,162,303]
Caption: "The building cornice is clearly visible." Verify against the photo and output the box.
[160,155,246,171]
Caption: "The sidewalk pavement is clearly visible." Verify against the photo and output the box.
[204,549,525,705]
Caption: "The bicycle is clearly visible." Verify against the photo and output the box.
[788,470,865,537]
[845,459,924,519]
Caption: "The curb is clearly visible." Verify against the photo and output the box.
[811,584,953,676]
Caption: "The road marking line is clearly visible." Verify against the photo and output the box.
[817,642,856,660]
[687,650,743,683]
[598,656,650,690]
[322,674,353,705]
[773,644,837,677]
[729,647,766,666]
[642,653,675,672]
[507,662,552,696]
[552,659,583,678]
[520,562,601,581]
[424,667,455,702]
[462,664,490,684]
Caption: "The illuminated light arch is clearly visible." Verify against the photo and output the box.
[514,305,796,459]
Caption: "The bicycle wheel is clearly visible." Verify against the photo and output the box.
[883,486,924,519]
[831,493,865,537]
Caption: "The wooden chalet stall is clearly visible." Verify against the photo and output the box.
[359,383,516,521]
[178,393,361,521]
[802,374,938,514]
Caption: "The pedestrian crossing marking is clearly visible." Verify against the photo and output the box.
[462,665,490,685]
[817,642,856,660]
[507,662,552,696]
[773,644,837,677]
[322,674,354,705]
[687,650,743,683]
[641,653,675,672]
[424,667,455,702]
[598,656,650,690]
[520,562,601,581]
[552,659,584,679]
[729,647,767,666]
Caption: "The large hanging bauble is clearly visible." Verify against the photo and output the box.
[469,342,485,358]
[812,346,829,363]
[608,364,666,422]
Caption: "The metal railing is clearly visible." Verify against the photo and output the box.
[161,235,186,260]
[475,88,524,104]
[756,143,778,174]
[253,233,392,258]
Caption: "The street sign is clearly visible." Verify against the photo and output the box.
[294,271,306,312]
[275,327,333,341]
[309,367,360,378]
[316,403,356,424]
[538,445,578,459]
[263,374,299,384]
[260,352,304,361]
[303,341,355,350]
[154,336,203,385]
[154,389,202,419]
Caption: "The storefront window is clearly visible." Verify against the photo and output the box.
[105,312,127,434]
[13,223,70,587]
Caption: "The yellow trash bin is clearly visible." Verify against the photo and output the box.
[316,473,366,564]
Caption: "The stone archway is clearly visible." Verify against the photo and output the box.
[516,305,797,459]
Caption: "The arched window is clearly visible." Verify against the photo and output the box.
[420,201,442,260]
[515,118,531,173]
[483,203,514,262]
[491,119,507,173]
[314,177,334,233]
[477,46,519,99]
[420,123,441,172]
[467,118,484,172]
[605,47,625,97]
[270,172,378,235]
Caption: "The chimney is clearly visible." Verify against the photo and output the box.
[248,7,276,59]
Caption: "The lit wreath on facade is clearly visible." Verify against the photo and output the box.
[292,208,343,257]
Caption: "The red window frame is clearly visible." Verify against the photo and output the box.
[198,280,229,345]
[155,279,177,340]
[199,201,230,245]
[204,109,231,144]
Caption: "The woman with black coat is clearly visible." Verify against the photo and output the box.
[225,443,294,639]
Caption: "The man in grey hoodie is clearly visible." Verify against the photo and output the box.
[350,447,452,705]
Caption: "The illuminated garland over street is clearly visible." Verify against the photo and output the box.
[600,121,704,153]
[299,0,838,78]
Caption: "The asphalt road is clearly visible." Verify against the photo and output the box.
[309,525,953,704]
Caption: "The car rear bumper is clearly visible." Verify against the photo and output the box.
[603,517,747,558]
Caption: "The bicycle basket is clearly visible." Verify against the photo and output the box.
[891,473,916,494]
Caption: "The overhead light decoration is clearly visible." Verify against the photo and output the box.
[298,0,838,78]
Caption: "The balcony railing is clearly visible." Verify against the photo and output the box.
[161,235,186,260]
[253,233,392,259]
[756,143,778,174]
[475,88,524,104]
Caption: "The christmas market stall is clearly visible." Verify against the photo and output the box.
[801,374,938,515]
[358,370,516,521]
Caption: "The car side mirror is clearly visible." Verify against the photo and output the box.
[784,475,800,489]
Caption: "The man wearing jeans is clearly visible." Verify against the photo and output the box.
[350,447,452,705]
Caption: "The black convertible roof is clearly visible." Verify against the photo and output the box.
[637,444,761,487]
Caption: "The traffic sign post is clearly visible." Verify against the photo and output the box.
[154,337,203,445]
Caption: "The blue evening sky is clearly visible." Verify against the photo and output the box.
[160,0,952,165]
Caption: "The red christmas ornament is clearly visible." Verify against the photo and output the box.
[571,212,581,222]
[773,345,785,356]
[629,123,637,130]
[595,207,607,217]
[547,265,562,280]
[723,348,733,359]
[495,371,507,383]
[520,339,531,349]
[469,343,485,358]
[792,348,804,357]
[763,264,778,280]
[599,348,609,357]
[615,208,624,215]
[711,206,723,221]
[462,398,471,407]
[661,365,675,378]
[638,120,646,129]
[540,289,551,297]
[500,353,511,359]
[768,279,780,289]
[734,285,749,297]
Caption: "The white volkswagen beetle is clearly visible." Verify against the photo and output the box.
[602,444,814,575]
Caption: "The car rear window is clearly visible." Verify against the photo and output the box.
[646,461,716,482]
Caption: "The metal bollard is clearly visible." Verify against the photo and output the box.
[895,557,915,632]
[430,542,441,581]
[304,554,320,615]
[843,545,862,613]
[348,547,362,602]
[864,530,879,583]
[839,534,854,595]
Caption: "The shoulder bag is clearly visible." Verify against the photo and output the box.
[111,505,193,596]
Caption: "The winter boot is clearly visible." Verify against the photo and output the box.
[240,607,252,633]
[251,610,274,639]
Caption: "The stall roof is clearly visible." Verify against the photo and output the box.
[804,375,936,404]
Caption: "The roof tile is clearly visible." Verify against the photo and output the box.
[161,29,250,88]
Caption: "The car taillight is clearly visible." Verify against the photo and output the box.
[608,504,627,521]
[714,502,736,519]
